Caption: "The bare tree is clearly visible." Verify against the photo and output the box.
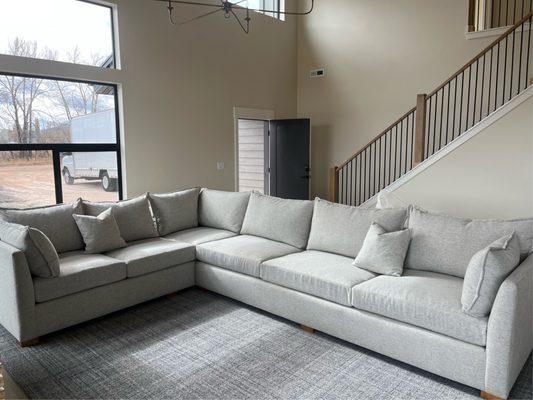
[0,38,46,158]
[50,46,106,120]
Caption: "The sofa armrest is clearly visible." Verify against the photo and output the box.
[485,253,533,399]
[0,241,36,342]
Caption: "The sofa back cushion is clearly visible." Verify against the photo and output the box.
[307,198,408,258]
[149,188,199,236]
[0,199,84,253]
[405,206,533,277]
[240,193,314,249]
[0,220,60,278]
[199,189,250,233]
[83,194,158,242]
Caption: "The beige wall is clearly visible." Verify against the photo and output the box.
[383,93,533,219]
[0,0,297,196]
[297,0,496,198]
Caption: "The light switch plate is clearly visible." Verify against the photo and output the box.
[217,162,225,171]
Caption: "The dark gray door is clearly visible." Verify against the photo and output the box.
[269,119,310,200]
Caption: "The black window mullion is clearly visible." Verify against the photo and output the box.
[52,150,63,204]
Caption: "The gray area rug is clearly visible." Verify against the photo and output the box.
[0,288,531,400]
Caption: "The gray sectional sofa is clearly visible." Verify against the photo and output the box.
[0,188,531,399]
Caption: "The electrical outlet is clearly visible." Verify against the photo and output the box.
[216,162,225,171]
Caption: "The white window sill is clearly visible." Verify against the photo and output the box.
[465,21,531,40]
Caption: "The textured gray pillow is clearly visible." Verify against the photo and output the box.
[307,198,408,258]
[0,199,84,253]
[0,220,60,278]
[405,206,533,278]
[240,193,314,249]
[73,208,127,254]
[83,194,158,242]
[149,188,200,236]
[461,233,520,317]
[199,189,250,233]
[353,223,411,276]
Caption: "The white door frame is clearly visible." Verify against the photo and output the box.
[233,107,275,192]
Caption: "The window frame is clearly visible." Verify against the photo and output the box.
[78,0,118,69]
[0,71,123,205]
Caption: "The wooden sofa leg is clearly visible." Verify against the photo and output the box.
[20,338,40,347]
[300,324,316,334]
[480,390,504,400]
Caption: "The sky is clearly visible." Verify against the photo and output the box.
[0,0,113,65]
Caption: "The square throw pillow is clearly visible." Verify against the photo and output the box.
[461,233,520,318]
[0,199,84,253]
[149,188,200,236]
[73,208,127,254]
[83,194,158,242]
[353,222,411,276]
[0,219,60,278]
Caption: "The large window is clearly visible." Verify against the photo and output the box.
[0,73,122,208]
[245,0,285,20]
[0,0,115,68]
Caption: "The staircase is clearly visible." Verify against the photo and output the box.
[329,11,533,206]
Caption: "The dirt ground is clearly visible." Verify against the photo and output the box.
[0,163,118,209]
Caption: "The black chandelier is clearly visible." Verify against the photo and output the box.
[154,0,315,34]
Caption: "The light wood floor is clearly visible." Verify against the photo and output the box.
[3,369,27,400]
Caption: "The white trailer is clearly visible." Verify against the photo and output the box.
[61,110,118,192]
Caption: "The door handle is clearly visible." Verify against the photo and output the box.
[300,175,311,179]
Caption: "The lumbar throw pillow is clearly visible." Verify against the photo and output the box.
[461,233,520,318]
[0,220,60,278]
[353,222,411,276]
[73,208,127,254]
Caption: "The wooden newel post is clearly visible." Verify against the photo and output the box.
[414,94,427,166]
[328,166,339,203]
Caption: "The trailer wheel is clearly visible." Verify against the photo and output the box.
[101,172,117,192]
[63,168,74,185]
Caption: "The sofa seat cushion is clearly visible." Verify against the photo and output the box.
[106,238,195,278]
[33,252,126,303]
[261,250,376,306]
[196,235,300,277]
[165,227,236,245]
[351,270,488,346]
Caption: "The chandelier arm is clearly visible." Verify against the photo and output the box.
[230,9,250,34]
[154,0,225,8]
[232,0,315,16]
[178,7,225,25]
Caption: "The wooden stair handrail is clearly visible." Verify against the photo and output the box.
[337,106,416,170]
[428,12,533,98]
[336,11,532,173]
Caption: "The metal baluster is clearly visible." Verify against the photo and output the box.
[526,15,532,91]
[488,48,493,116]
[503,35,508,106]
[480,54,485,121]
[518,17,525,93]
[495,41,500,109]
[426,95,432,157]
